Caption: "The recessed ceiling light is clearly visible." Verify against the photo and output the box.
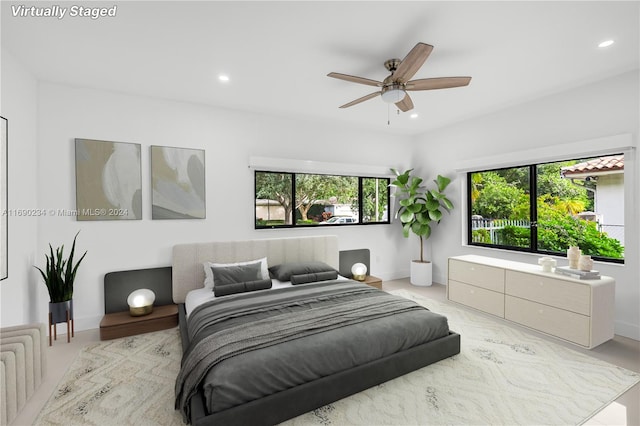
[598,40,614,48]
[410,113,419,119]
[218,74,230,82]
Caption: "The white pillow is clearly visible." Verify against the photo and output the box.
[202,257,269,289]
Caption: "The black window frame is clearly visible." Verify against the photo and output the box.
[467,155,624,264]
[254,170,390,229]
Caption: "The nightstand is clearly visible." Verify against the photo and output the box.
[362,275,383,289]
[100,267,177,340]
[100,304,178,340]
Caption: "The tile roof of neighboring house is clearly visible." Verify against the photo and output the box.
[560,155,624,177]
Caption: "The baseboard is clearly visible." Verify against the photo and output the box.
[49,315,102,335]
[614,320,640,341]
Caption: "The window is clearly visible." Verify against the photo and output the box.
[468,154,624,263]
[255,171,390,228]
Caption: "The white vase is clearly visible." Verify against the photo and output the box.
[410,261,432,286]
[567,246,581,269]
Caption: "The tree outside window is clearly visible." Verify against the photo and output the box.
[469,154,624,262]
[255,171,390,228]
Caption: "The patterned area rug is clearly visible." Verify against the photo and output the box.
[35,291,639,425]
[288,290,639,425]
[34,328,184,425]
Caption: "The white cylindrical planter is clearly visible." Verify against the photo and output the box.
[410,261,433,286]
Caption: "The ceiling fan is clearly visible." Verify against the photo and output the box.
[328,42,471,112]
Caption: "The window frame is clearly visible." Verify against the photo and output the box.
[254,170,390,229]
[466,155,624,264]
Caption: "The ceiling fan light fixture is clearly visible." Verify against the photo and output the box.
[381,86,406,104]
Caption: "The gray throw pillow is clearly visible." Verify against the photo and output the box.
[269,261,337,281]
[211,262,262,286]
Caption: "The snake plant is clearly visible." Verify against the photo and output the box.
[35,231,87,303]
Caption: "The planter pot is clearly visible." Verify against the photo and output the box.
[49,300,73,324]
[48,299,74,345]
[410,261,432,287]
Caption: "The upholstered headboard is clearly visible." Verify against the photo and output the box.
[172,235,339,303]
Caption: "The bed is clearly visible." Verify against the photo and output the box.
[172,235,460,426]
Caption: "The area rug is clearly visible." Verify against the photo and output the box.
[34,328,184,425]
[35,291,639,426]
[287,290,639,426]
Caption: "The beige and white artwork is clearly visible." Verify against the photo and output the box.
[151,146,205,219]
[75,139,142,220]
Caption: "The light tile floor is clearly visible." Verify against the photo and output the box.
[11,278,640,426]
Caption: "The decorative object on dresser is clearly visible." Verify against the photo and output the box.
[99,267,177,340]
[578,254,594,271]
[34,231,87,345]
[537,256,556,272]
[74,138,142,220]
[447,254,615,348]
[555,265,601,280]
[390,168,453,286]
[566,245,581,268]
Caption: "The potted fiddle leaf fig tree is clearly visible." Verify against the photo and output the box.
[35,231,87,328]
[390,168,453,286]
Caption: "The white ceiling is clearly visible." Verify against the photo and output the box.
[2,1,639,135]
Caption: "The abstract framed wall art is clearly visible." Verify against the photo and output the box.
[1,116,7,280]
[75,139,142,221]
[151,146,205,219]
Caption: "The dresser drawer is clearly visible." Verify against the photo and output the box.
[505,271,591,315]
[449,259,505,293]
[505,295,590,346]
[448,280,505,318]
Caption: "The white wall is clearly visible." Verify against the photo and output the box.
[413,70,640,339]
[3,82,413,332]
[0,51,40,327]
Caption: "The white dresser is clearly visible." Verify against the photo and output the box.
[447,254,615,349]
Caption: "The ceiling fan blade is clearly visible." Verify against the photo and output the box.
[392,43,433,83]
[395,93,414,112]
[405,76,472,91]
[327,72,383,87]
[339,91,381,108]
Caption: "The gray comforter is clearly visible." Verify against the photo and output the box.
[175,280,450,423]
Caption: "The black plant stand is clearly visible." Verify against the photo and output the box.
[48,300,74,345]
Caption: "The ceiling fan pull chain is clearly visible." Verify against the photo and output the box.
[387,104,391,125]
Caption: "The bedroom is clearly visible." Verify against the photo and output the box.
[1,1,639,425]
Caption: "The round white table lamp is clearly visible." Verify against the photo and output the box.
[127,288,156,316]
[351,263,367,281]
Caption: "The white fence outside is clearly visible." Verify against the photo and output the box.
[599,224,624,246]
[472,218,624,248]
[471,219,530,244]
